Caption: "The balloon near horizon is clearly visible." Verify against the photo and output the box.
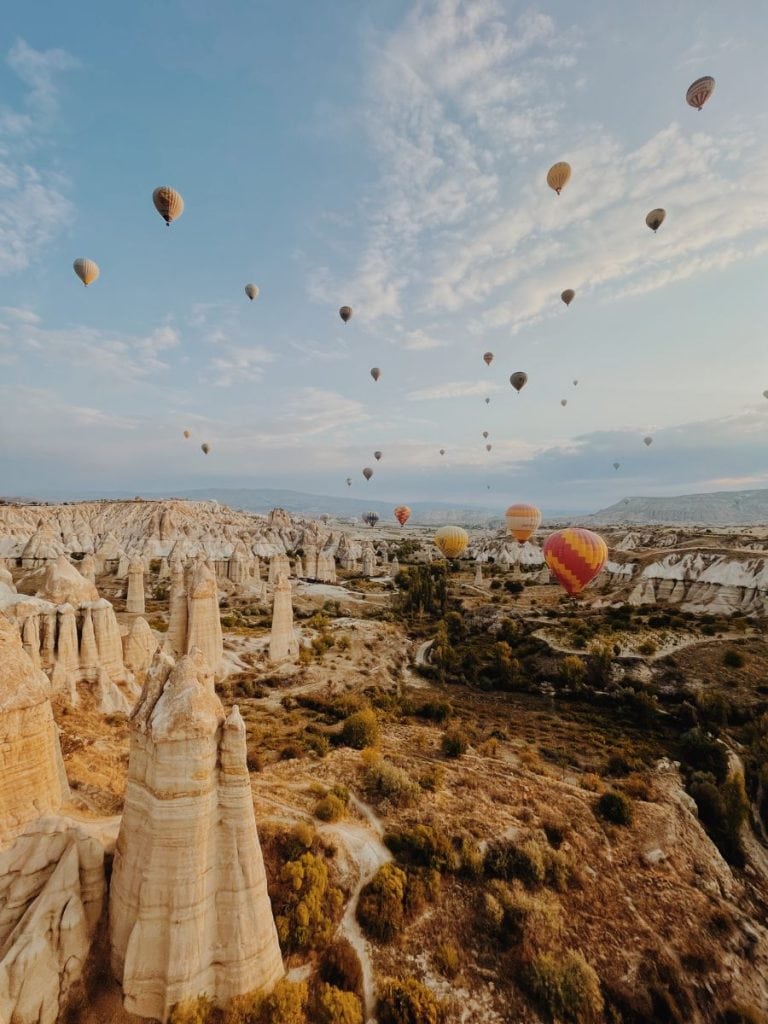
[543,528,608,595]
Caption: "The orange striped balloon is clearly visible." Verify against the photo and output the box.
[543,528,608,596]
[393,505,411,527]
[505,504,542,543]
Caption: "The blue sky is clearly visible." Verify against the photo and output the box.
[1,0,767,512]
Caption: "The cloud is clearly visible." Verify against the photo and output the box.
[209,345,275,387]
[284,388,370,436]
[400,329,448,351]
[6,39,80,117]
[407,379,503,400]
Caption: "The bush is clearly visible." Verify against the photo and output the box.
[441,729,468,758]
[384,825,459,873]
[315,794,345,822]
[723,649,745,669]
[638,639,657,656]
[559,656,586,686]
[274,852,344,952]
[680,729,729,784]
[315,983,363,1024]
[168,995,214,1024]
[525,949,604,1023]
[412,699,451,723]
[341,709,380,749]
[259,980,309,1024]
[596,791,633,826]
[485,837,546,887]
[481,880,562,953]
[364,756,421,807]
[318,938,364,1000]
[435,942,460,978]
[689,772,748,866]
[377,977,445,1024]
[356,863,407,941]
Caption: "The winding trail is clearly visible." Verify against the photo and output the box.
[415,639,434,666]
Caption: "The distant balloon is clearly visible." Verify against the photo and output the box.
[485,397,491,405]
[346,477,352,487]
[763,390,768,399]
[483,352,494,366]
[183,430,191,439]
[613,462,620,470]
[363,511,379,528]
[482,431,489,439]
[544,528,608,596]
[439,448,446,456]
[510,371,528,393]
[560,399,568,407]
[505,504,542,543]
[244,283,259,301]
[394,505,411,527]
[561,289,575,306]
[363,467,373,481]
[686,76,715,111]
[646,208,666,233]
[547,161,571,195]
[374,450,382,461]
[152,186,184,225]
[201,443,210,455]
[370,367,381,382]
[486,443,492,452]
[643,436,653,447]
[339,306,353,323]
[73,258,99,287]
[434,525,468,559]
[573,380,578,386]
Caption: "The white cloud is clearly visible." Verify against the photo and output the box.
[407,379,503,400]
[209,345,275,387]
[400,329,448,351]
[285,388,369,435]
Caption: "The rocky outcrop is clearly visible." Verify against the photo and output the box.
[186,562,223,673]
[36,555,98,606]
[268,575,298,662]
[626,552,768,615]
[316,551,337,583]
[122,617,158,686]
[126,560,146,615]
[20,522,64,569]
[109,651,283,1021]
[268,553,291,584]
[361,545,376,578]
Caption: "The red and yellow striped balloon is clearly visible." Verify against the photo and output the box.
[543,528,608,596]
[394,505,411,527]
[505,503,541,543]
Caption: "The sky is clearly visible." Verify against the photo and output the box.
[1,0,768,513]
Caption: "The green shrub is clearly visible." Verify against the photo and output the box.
[723,649,745,669]
[356,863,407,942]
[680,729,729,784]
[315,983,363,1024]
[441,729,468,758]
[413,700,452,722]
[306,731,331,757]
[377,977,445,1024]
[689,772,748,866]
[274,852,344,952]
[364,756,420,807]
[315,794,345,822]
[596,791,633,826]
[341,709,380,749]
[318,938,364,999]
[526,949,603,1023]
[485,838,546,887]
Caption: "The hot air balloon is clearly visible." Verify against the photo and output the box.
[363,467,374,481]
[644,436,653,447]
[486,443,492,452]
[370,367,381,382]
[394,505,411,527]
[346,477,352,487]
[561,289,575,306]
[686,76,715,111]
[573,380,578,386]
[434,525,468,559]
[245,283,259,301]
[485,397,491,405]
[613,462,620,470]
[201,443,210,455]
[364,511,379,528]
[646,208,666,233]
[510,372,528,393]
[763,391,768,400]
[73,258,99,287]
[505,504,542,543]
[483,352,494,366]
[547,161,571,195]
[374,451,382,461]
[544,528,608,596]
[339,306,353,323]
[482,431,489,439]
[152,186,184,225]
[560,399,568,407]
[183,430,191,439]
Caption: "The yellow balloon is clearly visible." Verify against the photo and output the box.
[434,525,468,559]
[505,504,541,543]
[547,162,571,195]
[73,258,99,287]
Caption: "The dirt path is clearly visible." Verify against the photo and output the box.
[415,639,433,666]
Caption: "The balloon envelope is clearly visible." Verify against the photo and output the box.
[374,451,382,461]
[363,467,373,480]
[434,525,468,559]
[73,258,99,287]
[339,306,353,323]
[346,477,352,486]
[686,76,715,110]
[547,161,571,194]
[370,367,381,382]
[613,462,620,470]
[152,186,184,225]
[439,448,446,456]
[505,504,542,543]
[561,289,575,306]
[483,352,494,366]
[646,208,666,232]
[544,528,608,596]
[482,431,489,439]
[561,399,568,407]
[183,430,191,439]
[644,436,653,446]
[510,371,528,392]
[763,390,768,400]
[363,511,379,528]
[485,397,490,405]
[486,443,492,452]
[201,443,210,455]
[394,505,411,527]
[573,380,578,386]
[245,283,259,300]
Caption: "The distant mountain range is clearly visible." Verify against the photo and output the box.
[585,488,768,526]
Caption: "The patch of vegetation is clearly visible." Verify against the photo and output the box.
[356,862,408,941]
[273,851,344,952]
[524,949,604,1024]
[595,790,633,826]
[314,793,346,822]
[441,728,468,758]
[394,564,449,619]
[722,649,745,669]
[318,938,364,1000]
[485,837,546,888]
[376,977,446,1024]
[341,709,380,749]
[314,984,363,1024]
[363,752,421,808]
[480,880,562,954]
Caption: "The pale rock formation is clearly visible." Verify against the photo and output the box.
[109,651,283,1021]
[474,562,484,585]
[361,545,376,578]
[268,575,298,662]
[166,564,188,658]
[20,522,65,569]
[36,555,98,607]
[267,507,292,528]
[116,553,130,579]
[303,544,318,580]
[0,615,70,843]
[185,562,223,673]
[227,540,250,584]
[80,553,96,583]
[391,556,400,576]
[293,555,303,578]
[126,560,146,615]
[123,617,159,684]
[268,553,291,584]
[94,532,124,574]
[158,556,170,578]
[316,551,337,583]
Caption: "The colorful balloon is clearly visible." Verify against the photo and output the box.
[370,367,381,382]
[547,161,571,195]
[505,504,541,543]
[510,371,528,393]
[561,289,575,306]
[394,505,411,527]
[686,76,715,111]
[374,450,382,461]
[544,528,608,596]
[434,525,468,559]
[363,511,379,528]
[245,283,259,300]
[483,352,494,366]
[646,208,666,233]
[363,467,373,480]
[339,306,353,323]
[73,258,99,287]
[201,443,210,455]
[152,186,184,225]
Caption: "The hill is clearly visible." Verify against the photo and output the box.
[585,487,768,525]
